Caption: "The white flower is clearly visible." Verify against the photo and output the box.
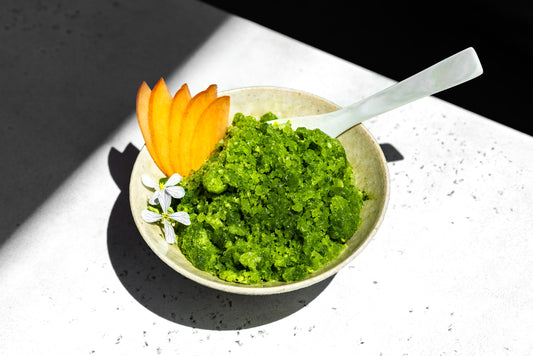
[141,209,191,244]
[141,173,190,244]
[141,173,185,212]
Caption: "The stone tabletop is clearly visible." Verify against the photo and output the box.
[1,1,532,355]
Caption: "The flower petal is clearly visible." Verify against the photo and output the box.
[148,190,161,205]
[169,211,191,226]
[163,220,176,244]
[158,191,171,212]
[165,173,182,187]
[141,210,162,223]
[165,186,185,199]
[141,174,158,189]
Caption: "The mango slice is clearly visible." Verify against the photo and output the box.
[190,95,230,172]
[176,84,217,176]
[168,83,192,175]
[148,78,173,176]
[136,81,165,173]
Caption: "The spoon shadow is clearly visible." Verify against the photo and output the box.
[106,144,332,330]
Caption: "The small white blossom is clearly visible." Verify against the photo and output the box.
[141,173,185,212]
[141,209,191,244]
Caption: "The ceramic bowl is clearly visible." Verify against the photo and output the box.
[129,86,389,295]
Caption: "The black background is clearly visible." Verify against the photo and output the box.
[200,1,533,136]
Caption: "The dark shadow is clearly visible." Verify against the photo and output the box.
[380,143,404,163]
[0,0,228,246]
[106,145,332,330]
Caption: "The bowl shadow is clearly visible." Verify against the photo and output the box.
[106,144,333,330]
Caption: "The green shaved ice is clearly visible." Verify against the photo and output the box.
[172,113,367,284]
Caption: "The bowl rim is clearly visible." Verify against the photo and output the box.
[129,86,390,295]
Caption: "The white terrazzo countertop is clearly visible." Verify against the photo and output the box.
[1,1,532,355]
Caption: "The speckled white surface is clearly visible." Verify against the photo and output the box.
[2,2,533,356]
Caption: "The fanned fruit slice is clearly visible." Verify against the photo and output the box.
[136,82,164,173]
[148,78,173,176]
[175,84,218,176]
[190,96,230,172]
[135,80,230,178]
[168,83,191,175]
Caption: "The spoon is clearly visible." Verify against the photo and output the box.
[271,47,483,137]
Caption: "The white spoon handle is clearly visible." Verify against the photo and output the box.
[273,47,483,137]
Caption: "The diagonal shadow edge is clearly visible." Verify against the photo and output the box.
[0,0,229,248]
